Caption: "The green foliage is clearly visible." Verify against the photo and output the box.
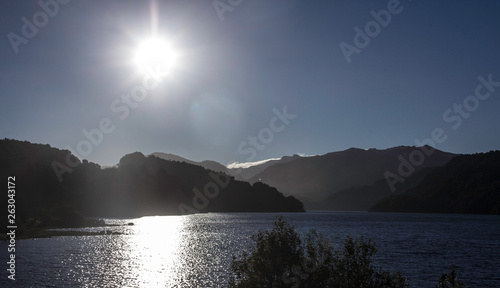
[231,217,469,288]
[436,266,467,288]
[230,216,304,287]
[230,216,409,288]
[329,235,408,288]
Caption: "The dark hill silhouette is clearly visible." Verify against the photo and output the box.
[312,167,437,211]
[249,146,456,208]
[0,139,304,230]
[152,152,303,181]
[151,152,230,174]
[115,152,304,215]
[227,154,302,180]
[0,139,82,224]
[370,150,500,214]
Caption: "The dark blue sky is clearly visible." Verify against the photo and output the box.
[1,0,499,167]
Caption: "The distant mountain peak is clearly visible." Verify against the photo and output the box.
[249,145,457,208]
[346,147,364,151]
[151,152,229,174]
[227,158,281,169]
[280,154,302,161]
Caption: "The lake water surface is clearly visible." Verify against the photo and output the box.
[1,212,499,287]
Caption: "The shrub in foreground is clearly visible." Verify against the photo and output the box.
[436,266,467,288]
[230,216,466,288]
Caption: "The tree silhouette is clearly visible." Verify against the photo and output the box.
[230,216,409,288]
[436,266,467,288]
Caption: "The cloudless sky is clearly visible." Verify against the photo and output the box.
[1,0,499,167]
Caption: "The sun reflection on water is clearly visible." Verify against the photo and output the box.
[124,216,185,288]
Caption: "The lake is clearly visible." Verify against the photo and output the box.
[1,212,499,287]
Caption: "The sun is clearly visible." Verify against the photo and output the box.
[134,37,177,76]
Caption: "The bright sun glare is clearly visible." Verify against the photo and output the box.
[135,37,177,75]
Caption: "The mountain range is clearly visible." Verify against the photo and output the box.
[154,146,456,211]
[0,139,304,230]
[2,138,499,227]
[371,151,500,214]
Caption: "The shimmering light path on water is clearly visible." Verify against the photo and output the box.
[1,212,499,287]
